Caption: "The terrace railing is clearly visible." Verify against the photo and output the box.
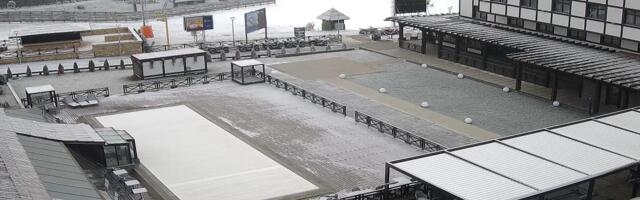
[354,111,446,152]
[258,71,347,116]
[20,87,110,106]
[122,73,230,94]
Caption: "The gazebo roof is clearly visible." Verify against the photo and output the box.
[317,8,350,21]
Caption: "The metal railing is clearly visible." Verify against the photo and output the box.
[0,0,274,22]
[354,111,446,152]
[340,182,426,200]
[259,71,347,116]
[20,87,110,106]
[122,73,230,94]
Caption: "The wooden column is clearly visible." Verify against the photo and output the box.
[421,28,427,54]
[516,62,523,91]
[593,81,603,114]
[551,70,559,101]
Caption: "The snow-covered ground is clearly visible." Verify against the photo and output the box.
[0,0,458,45]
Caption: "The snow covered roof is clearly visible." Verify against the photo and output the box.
[10,24,90,38]
[317,8,350,21]
[25,85,54,94]
[132,48,206,61]
[389,108,640,200]
[0,108,104,143]
[231,59,263,67]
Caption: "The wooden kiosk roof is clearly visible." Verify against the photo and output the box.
[387,15,640,90]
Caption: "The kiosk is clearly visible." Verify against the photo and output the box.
[131,48,207,79]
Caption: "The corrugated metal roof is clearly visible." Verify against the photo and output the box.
[0,131,51,200]
[17,135,102,200]
[502,131,635,175]
[0,108,104,143]
[390,107,640,200]
[132,48,206,61]
[597,110,640,133]
[394,153,536,200]
[452,142,586,191]
[551,120,640,160]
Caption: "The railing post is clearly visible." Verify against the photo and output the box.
[392,127,397,138]
[366,115,371,127]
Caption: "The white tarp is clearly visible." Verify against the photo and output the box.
[96,105,318,200]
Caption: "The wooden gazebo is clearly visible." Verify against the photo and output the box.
[317,8,350,31]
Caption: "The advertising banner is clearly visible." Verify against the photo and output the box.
[294,27,305,39]
[245,8,267,34]
[184,15,214,31]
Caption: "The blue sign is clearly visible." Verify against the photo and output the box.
[203,15,214,30]
[245,8,267,34]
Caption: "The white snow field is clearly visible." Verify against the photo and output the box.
[96,105,318,200]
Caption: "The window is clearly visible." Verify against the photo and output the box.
[624,9,640,27]
[569,29,586,40]
[537,23,554,34]
[492,0,507,3]
[602,35,621,47]
[508,17,524,27]
[587,3,607,20]
[464,39,483,50]
[520,0,537,8]
[552,0,571,14]
[443,34,457,43]
[479,12,488,20]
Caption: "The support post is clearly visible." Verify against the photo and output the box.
[623,89,630,109]
[384,163,391,199]
[437,33,443,58]
[551,70,559,101]
[585,179,596,200]
[482,45,488,70]
[454,36,461,62]
[631,166,640,198]
[604,84,611,105]
[421,28,427,54]
[398,24,405,48]
[516,62,523,91]
[593,81,602,114]
[578,78,584,98]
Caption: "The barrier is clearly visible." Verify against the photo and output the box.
[354,111,445,152]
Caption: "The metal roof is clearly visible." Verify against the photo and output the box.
[0,108,104,143]
[317,8,350,21]
[25,85,55,94]
[387,15,640,90]
[0,130,51,200]
[231,59,263,67]
[131,48,206,61]
[10,24,90,38]
[17,135,102,200]
[389,107,640,200]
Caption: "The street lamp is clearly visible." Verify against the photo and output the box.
[230,17,236,47]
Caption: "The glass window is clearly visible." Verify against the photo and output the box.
[520,0,537,8]
[117,145,131,165]
[492,0,507,3]
[602,35,621,47]
[624,9,640,27]
[552,0,571,14]
[587,3,607,20]
[569,29,586,40]
[104,146,118,167]
[537,23,554,34]
[508,17,523,27]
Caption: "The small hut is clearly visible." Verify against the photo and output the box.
[317,8,350,31]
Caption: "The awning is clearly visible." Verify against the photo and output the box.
[387,15,640,90]
[389,107,640,200]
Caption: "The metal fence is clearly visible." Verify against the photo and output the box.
[122,73,230,94]
[20,87,110,106]
[5,60,131,78]
[259,72,347,116]
[354,111,445,152]
[339,182,426,200]
[0,0,274,22]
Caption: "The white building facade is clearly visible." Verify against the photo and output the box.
[460,0,640,51]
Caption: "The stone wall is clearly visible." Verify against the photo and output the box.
[104,34,136,42]
[93,41,142,57]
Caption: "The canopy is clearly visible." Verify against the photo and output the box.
[389,107,640,200]
[317,8,350,21]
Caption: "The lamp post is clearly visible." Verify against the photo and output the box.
[230,17,236,47]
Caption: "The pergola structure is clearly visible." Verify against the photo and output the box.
[231,59,266,85]
[387,15,640,114]
[25,84,57,108]
[386,107,640,200]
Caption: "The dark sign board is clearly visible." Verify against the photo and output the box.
[184,15,214,31]
[245,8,267,34]
[294,27,305,39]
[395,0,427,14]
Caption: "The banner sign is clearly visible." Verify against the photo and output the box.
[244,8,267,34]
[184,15,214,31]
[395,0,427,14]
[294,27,305,39]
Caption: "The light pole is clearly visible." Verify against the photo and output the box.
[230,17,236,47]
